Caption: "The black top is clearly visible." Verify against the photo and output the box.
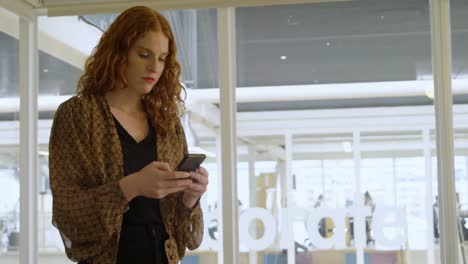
[113,116,169,264]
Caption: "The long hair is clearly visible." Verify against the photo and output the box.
[77,6,184,135]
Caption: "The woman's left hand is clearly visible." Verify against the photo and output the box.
[182,166,209,209]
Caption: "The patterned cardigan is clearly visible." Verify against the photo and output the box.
[49,95,204,264]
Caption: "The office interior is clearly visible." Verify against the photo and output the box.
[0,0,468,263]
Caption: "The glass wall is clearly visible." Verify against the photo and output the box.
[236,0,434,263]
[292,134,354,263]
[35,8,220,264]
[0,7,20,264]
[1,0,466,263]
[235,137,286,263]
[37,14,91,264]
[452,0,468,262]
[168,9,220,263]
[361,132,427,257]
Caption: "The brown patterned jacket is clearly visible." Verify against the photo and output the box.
[49,95,204,264]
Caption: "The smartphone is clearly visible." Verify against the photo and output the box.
[176,153,206,172]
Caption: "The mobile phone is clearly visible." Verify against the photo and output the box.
[176,153,206,172]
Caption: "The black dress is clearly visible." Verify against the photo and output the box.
[113,116,169,264]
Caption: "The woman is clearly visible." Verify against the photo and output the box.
[49,6,207,264]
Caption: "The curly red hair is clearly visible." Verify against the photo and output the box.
[77,6,184,135]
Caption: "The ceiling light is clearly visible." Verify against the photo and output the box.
[326,42,331,46]
[43,69,49,73]
[342,141,352,153]
[280,56,287,60]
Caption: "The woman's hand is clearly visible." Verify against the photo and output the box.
[119,161,192,201]
[181,166,209,209]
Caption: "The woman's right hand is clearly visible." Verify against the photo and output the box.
[119,161,192,201]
